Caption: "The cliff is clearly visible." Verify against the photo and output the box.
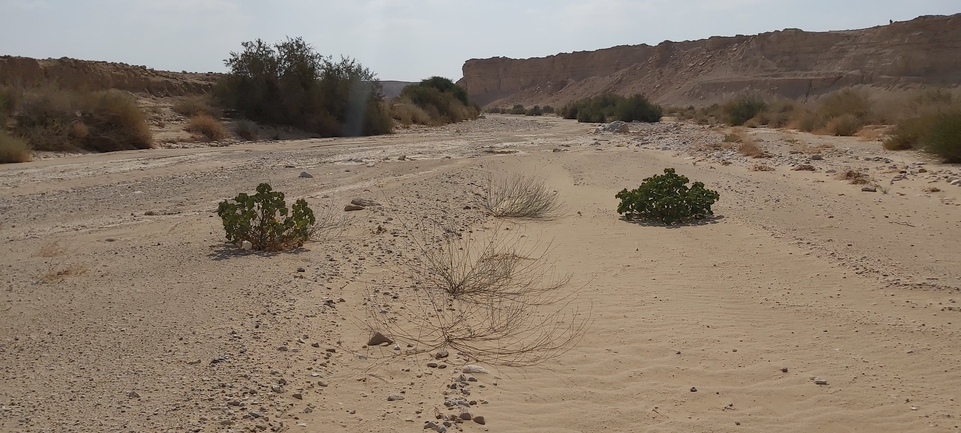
[0,56,220,96]
[459,14,961,108]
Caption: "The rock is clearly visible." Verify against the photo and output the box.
[781,367,788,373]
[814,377,828,385]
[318,380,328,387]
[459,411,472,420]
[792,164,816,171]
[241,240,253,250]
[248,410,263,418]
[350,198,379,207]
[292,393,303,400]
[861,185,877,192]
[367,332,393,346]
[387,394,405,401]
[344,204,364,211]
[461,364,488,374]
[951,179,961,186]
[299,171,313,178]
[272,385,284,393]
[473,416,486,425]
[690,387,698,392]
[398,155,407,161]
[144,210,157,216]
[434,349,449,359]
[424,421,438,430]
[126,391,140,399]
[427,362,439,368]
[810,154,823,160]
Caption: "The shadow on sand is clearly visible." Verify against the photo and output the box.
[207,243,310,261]
[619,214,725,229]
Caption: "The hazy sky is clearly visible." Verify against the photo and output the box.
[1,0,958,82]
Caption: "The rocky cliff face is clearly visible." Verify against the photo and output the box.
[459,14,961,107]
[0,56,220,96]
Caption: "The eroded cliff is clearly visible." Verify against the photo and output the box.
[459,14,961,108]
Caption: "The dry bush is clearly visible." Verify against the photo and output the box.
[751,163,775,172]
[0,129,31,163]
[390,103,431,127]
[41,263,87,283]
[738,140,766,158]
[838,169,872,184]
[481,173,562,219]
[307,199,354,243]
[185,114,227,141]
[36,241,66,257]
[722,132,742,143]
[172,96,222,118]
[824,113,863,136]
[368,228,588,366]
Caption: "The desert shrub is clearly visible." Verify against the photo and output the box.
[923,111,961,162]
[723,93,767,126]
[617,94,662,122]
[615,168,720,225]
[185,113,227,141]
[542,105,555,114]
[825,113,863,136]
[525,105,543,116]
[395,77,477,125]
[838,169,871,184]
[819,88,872,121]
[216,183,316,251]
[215,37,391,137]
[13,88,152,152]
[482,173,561,219]
[234,120,258,141]
[509,104,527,115]
[562,94,661,123]
[0,130,31,163]
[738,140,766,157]
[172,96,222,118]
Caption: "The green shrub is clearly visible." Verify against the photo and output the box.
[0,130,31,163]
[819,88,871,121]
[884,115,936,150]
[216,183,316,251]
[542,105,555,114]
[525,105,543,116]
[923,111,961,162]
[509,104,526,115]
[615,168,720,225]
[394,77,477,125]
[723,94,767,126]
[215,37,391,137]
[617,94,662,123]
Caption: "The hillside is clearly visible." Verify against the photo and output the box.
[459,14,961,108]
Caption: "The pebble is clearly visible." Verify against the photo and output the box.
[473,416,486,425]
[271,385,284,393]
[241,240,252,250]
[388,394,405,401]
[367,332,393,346]
[297,267,305,272]
[814,377,828,385]
[292,393,303,400]
[344,204,365,211]
[461,364,488,374]
[781,367,788,373]
[861,185,877,192]
[299,171,313,178]
[318,380,328,387]
[690,387,698,392]
[435,349,449,359]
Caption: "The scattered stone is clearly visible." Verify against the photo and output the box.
[144,210,157,216]
[292,393,303,400]
[299,171,313,178]
[272,385,284,393]
[814,377,828,385]
[126,391,140,399]
[435,349,449,359]
[473,416,486,425]
[311,342,320,348]
[792,164,816,171]
[460,411,472,420]
[351,198,379,207]
[297,267,305,272]
[387,394,405,401]
[461,364,488,374]
[951,179,961,186]
[427,362,439,368]
[781,367,788,373]
[277,345,289,351]
[398,155,407,161]
[344,204,364,211]
[241,240,253,250]
[367,331,393,346]
[690,387,698,392]
[318,381,328,387]
[810,154,823,160]
[861,185,877,192]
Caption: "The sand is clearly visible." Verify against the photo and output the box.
[1,115,959,432]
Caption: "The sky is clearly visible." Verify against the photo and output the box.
[1,0,958,82]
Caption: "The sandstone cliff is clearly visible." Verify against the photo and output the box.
[459,14,961,108]
[0,56,220,96]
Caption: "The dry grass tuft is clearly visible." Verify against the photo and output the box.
[482,173,562,219]
[838,169,872,184]
[390,103,431,127]
[0,130,31,163]
[738,140,767,158]
[36,241,66,258]
[751,163,775,172]
[185,114,227,142]
[42,263,87,283]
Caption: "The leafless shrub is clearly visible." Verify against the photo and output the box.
[482,173,562,219]
[838,169,872,184]
[36,241,66,258]
[185,114,226,141]
[368,226,589,366]
[41,263,87,283]
[308,199,353,243]
[738,140,766,158]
